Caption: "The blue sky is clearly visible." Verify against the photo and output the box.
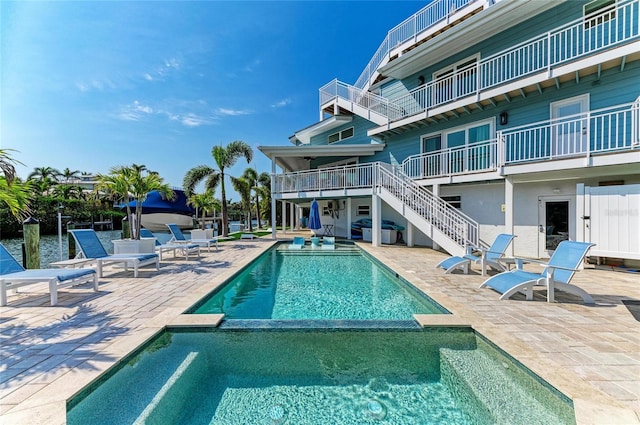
[2,1,425,198]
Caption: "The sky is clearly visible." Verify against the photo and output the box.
[1,0,425,199]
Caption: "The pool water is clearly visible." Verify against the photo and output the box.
[192,245,445,319]
[67,328,575,425]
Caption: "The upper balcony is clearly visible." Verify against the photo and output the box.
[320,0,640,135]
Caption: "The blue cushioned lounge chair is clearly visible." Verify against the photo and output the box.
[480,240,595,303]
[321,236,335,250]
[166,223,218,252]
[288,236,305,250]
[69,229,159,278]
[436,234,516,276]
[0,243,98,306]
[139,229,200,260]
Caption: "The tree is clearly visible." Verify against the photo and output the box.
[230,176,252,231]
[96,164,174,239]
[183,141,253,237]
[255,171,271,229]
[60,168,81,182]
[27,166,61,195]
[187,191,221,230]
[0,149,32,220]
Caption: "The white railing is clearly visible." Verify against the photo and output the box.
[273,161,479,250]
[274,163,375,194]
[324,0,639,124]
[377,164,479,249]
[319,79,390,117]
[402,99,639,178]
[403,139,499,179]
[354,0,479,90]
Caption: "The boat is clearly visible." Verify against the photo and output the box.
[126,190,195,232]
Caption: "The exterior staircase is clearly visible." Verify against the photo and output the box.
[375,163,478,257]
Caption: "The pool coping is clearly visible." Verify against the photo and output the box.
[0,236,637,424]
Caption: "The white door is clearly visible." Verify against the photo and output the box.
[550,95,589,157]
[538,197,573,258]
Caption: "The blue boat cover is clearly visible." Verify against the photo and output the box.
[125,190,195,216]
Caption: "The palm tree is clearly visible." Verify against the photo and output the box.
[97,164,175,239]
[27,166,61,195]
[0,177,32,221]
[230,176,252,231]
[183,141,253,237]
[0,148,23,186]
[255,171,271,229]
[60,167,81,182]
[187,191,221,230]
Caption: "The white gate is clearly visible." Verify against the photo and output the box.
[577,183,640,260]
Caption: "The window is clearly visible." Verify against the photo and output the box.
[433,55,478,105]
[357,205,370,216]
[584,0,615,28]
[328,127,354,144]
[442,195,461,209]
[443,119,494,173]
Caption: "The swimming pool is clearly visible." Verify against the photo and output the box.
[67,326,575,424]
[190,244,446,319]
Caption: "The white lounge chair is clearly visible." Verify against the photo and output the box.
[480,240,595,303]
[0,243,98,306]
[139,229,200,260]
[321,236,335,250]
[69,229,159,278]
[436,234,516,275]
[166,223,218,252]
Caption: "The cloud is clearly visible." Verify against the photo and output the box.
[117,100,154,121]
[271,98,292,108]
[244,58,262,73]
[216,108,252,116]
[76,79,116,92]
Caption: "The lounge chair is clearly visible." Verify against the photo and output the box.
[436,234,516,275]
[69,229,159,278]
[321,236,336,250]
[288,236,305,250]
[139,229,200,260]
[166,223,218,252]
[0,243,98,306]
[310,236,321,248]
[480,240,595,303]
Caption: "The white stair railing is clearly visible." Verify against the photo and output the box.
[376,163,479,250]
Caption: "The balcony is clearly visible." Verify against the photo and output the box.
[402,98,640,180]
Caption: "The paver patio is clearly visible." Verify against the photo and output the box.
[1,234,638,424]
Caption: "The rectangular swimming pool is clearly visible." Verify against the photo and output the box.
[190,244,446,319]
[67,327,575,424]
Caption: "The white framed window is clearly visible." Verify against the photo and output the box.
[442,118,495,149]
[328,127,354,144]
[357,205,370,216]
[442,195,461,209]
[584,0,616,29]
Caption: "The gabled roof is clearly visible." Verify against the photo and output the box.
[290,115,353,145]
[258,143,385,172]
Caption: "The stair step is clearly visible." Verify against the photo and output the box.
[440,346,574,425]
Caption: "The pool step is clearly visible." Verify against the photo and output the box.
[440,347,572,425]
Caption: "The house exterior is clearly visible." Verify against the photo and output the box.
[259,0,640,262]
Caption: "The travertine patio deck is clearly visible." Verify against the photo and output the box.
[1,234,638,424]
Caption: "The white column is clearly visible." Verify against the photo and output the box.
[281,200,287,234]
[271,159,277,240]
[346,198,352,240]
[405,221,414,247]
[432,184,440,251]
[505,176,514,256]
[372,194,381,247]
[290,202,295,231]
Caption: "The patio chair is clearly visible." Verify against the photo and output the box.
[321,236,336,250]
[436,234,516,276]
[288,236,305,250]
[139,229,200,261]
[166,223,218,252]
[479,240,595,303]
[69,229,159,278]
[0,243,98,306]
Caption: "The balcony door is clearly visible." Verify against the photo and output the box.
[550,94,589,157]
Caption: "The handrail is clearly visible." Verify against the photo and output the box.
[377,164,479,249]
[354,0,479,90]
[321,0,639,123]
[401,98,639,177]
